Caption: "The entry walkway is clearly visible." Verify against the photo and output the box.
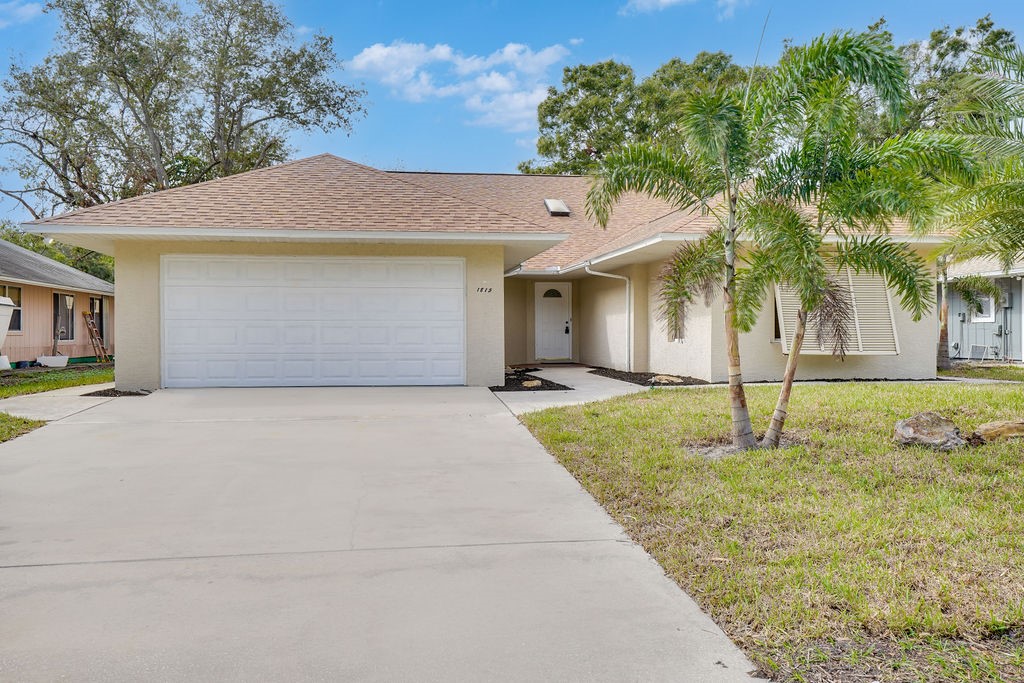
[496,365,646,415]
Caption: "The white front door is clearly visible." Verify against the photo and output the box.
[161,255,466,387]
[535,282,572,360]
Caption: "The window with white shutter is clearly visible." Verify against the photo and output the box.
[774,267,899,355]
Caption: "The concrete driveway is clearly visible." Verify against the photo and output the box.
[0,387,757,681]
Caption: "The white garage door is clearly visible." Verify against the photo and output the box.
[161,255,466,387]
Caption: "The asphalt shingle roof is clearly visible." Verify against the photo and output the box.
[0,239,114,294]
[29,154,558,235]
[28,153,932,272]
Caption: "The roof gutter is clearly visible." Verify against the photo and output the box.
[23,225,570,244]
[584,263,632,372]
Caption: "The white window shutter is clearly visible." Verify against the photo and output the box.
[775,267,899,355]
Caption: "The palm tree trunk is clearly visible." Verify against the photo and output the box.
[723,199,757,450]
[762,309,806,448]
[937,278,951,371]
[724,290,757,449]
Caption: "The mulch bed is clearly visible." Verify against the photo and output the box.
[490,368,572,392]
[588,366,709,387]
[82,388,150,397]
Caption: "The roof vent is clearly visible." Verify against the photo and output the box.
[544,198,571,216]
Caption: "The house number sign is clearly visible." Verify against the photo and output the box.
[476,286,493,293]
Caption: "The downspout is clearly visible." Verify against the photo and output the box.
[585,263,632,372]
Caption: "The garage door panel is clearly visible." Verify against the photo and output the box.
[242,325,280,347]
[283,291,317,313]
[162,256,466,387]
[244,260,280,281]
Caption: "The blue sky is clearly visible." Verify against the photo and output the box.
[1,0,1023,219]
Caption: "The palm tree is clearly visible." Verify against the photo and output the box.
[926,47,1024,369]
[941,48,1024,274]
[745,97,975,447]
[586,32,914,450]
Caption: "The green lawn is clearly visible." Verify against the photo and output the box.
[0,365,114,400]
[522,383,1024,682]
[940,363,1024,382]
[0,412,44,442]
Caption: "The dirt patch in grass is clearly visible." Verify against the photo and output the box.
[687,432,813,460]
[490,368,572,392]
[523,383,1024,682]
[588,366,709,386]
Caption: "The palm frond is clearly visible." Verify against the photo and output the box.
[586,144,720,227]
[659,231,726,338]
[951,115,1024,160]
[679,89,748,175]
[752,31,909,136]
[867,131,978,185]
[733,248,779,332]
[742,200,824,286]
[822,167,942,233]
[807,276,855,360]
[834,236,935,320]
[950,275,1003,313]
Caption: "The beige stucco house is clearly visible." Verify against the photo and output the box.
[0,239,114,364]
[25,154,940,391]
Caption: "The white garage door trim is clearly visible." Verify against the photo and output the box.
[160,255,466,388]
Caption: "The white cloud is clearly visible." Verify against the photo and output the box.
[295,25,313,37]
[620,0,748,19]
[351,40,570,132]
[620,0,696,15]
[569,37,584,46]
[0,0,41,29]
[716,0,749,19]
[465,86,549,133]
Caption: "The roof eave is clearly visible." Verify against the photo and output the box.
[0,274,113,296]
[25,225,570,270]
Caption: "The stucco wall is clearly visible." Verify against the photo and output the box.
[503,277,528,366]
[734,289,938,382]
[576,265,647,371]
[0,282,114,363]
[644,256,939,382]
[645,263,715,380]
[113,241,505,391]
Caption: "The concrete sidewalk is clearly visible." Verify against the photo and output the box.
[0,382,116,420]
[0,387,760,681]
[496,365,646,414]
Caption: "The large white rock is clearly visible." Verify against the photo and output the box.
[894,412,966,451]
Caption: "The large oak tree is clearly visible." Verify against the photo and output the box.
[0,0,365,218]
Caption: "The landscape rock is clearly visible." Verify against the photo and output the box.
[972,419,1024,443]
[522,379,542,388]
[650,374,684,384]
[894,412,966,451]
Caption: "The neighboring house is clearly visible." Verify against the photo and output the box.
[945,257,1022,362]
[0,239,115,363]
[24,154,941,391]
